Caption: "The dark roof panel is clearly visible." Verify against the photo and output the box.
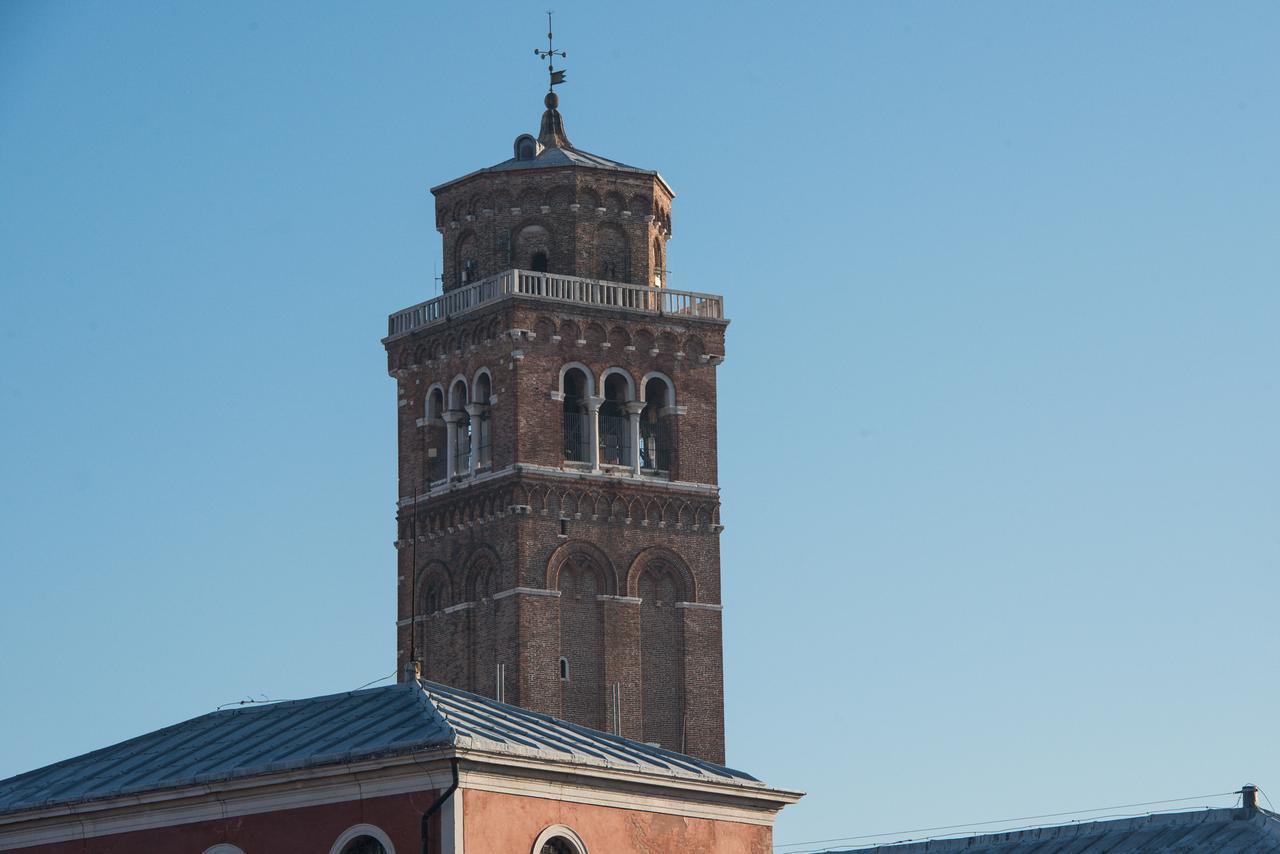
[836,807,1280,854]
[0,679,755,816]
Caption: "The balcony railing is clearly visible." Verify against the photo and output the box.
[387,269,725,340]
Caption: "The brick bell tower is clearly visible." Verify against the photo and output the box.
[383,73,728,762]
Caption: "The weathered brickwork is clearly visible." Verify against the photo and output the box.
[384,102,729,763]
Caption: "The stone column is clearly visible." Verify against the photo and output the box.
[585,396,604,473]
[625,401,645,476]
[465,403,487,475]
[442,411,464,480]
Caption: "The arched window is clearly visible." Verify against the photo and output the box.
[639,562,685,750]
[449,378,471,477]
[330,824,396,854]
[640,375,676,472]
[473,371,492,469]
[562,367,590,462]
[599,373,630,466]
[532,826,588,854]
[341,837,387,854]
[559,656,569,681]
[557,554,606,730]
[425,386,446,483]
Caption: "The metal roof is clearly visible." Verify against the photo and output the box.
[833,807,1280,853]
[430,145,672,196]
[0,679,757,816]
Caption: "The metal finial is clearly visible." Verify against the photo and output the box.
[533,11,567,92]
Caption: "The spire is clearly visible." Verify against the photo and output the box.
[538,91,572,149]
[533,13,571,149]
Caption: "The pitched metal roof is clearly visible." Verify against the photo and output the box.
[0,679,757,816]
[834,807,1280,853]
[431,144,671,196]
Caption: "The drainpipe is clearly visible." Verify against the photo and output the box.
[421,758,460,854]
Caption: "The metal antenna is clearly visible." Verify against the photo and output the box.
[533,11,567,91]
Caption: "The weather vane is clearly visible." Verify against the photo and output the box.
[534,11,566,92]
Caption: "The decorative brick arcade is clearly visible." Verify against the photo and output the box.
[385,91,728,763]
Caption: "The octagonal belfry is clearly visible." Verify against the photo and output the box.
[385,92,728,763]
[432,92,674,293]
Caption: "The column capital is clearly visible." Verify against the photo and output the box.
[584,396,605,412]
[442,410,466,424]
[464,402,488,417]
[624,401,646,416]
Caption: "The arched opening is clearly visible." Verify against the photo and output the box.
[473,372,492,469]
[541,839,578,854]
[454,231,478,289]
[425,387,446,483]
[595,222,630,283]
[641,376,675,472]
[340,837,386,854]
[562,367,590,462]
[559,656,569,681]
[557,555,606,730]
[516,224,552,273]
[599,373,631,466]
[653,236,664,287]
[449,379,471,478]
[639,562,685,750]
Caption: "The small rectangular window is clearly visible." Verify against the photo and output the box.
[559,518,569,537]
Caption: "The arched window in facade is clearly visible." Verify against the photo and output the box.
[556,554,606,731]
[448,378,471,478]
[640,375,676,472]
[516,224,552,273]
[472,371,492,469]
[329,825,396,854]
[639,561,685,750]
[596,222,629,283]
[561,367,590,463]
[425,386,446,483]
[532,825,588,854]
[340,837,387,854]
[599,372,630,467]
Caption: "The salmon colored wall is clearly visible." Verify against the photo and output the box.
[462,788,774,854]
[13,790,441,854]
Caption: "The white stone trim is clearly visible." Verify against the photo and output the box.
[531,824,588,854]
[204,846,247,854]
[330,823,397,854]
[596,595,642,604]
[639,371,676,407]
[454,754,801,826]
[492,586,561,601]
[675,601,723,611]
[0,745,801,851]
[557,362,595,397]
[444,787,464,854]
[396,464,720,507]
[0,755,457,850]
[443,601,475,614]
[599,366,636,401]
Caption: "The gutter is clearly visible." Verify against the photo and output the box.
[421,758,460,854]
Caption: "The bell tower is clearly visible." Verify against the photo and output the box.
[383,61,728,762]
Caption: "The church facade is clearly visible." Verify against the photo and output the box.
[385,89,729,762]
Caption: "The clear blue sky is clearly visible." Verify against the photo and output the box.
[2,1,1278,849]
